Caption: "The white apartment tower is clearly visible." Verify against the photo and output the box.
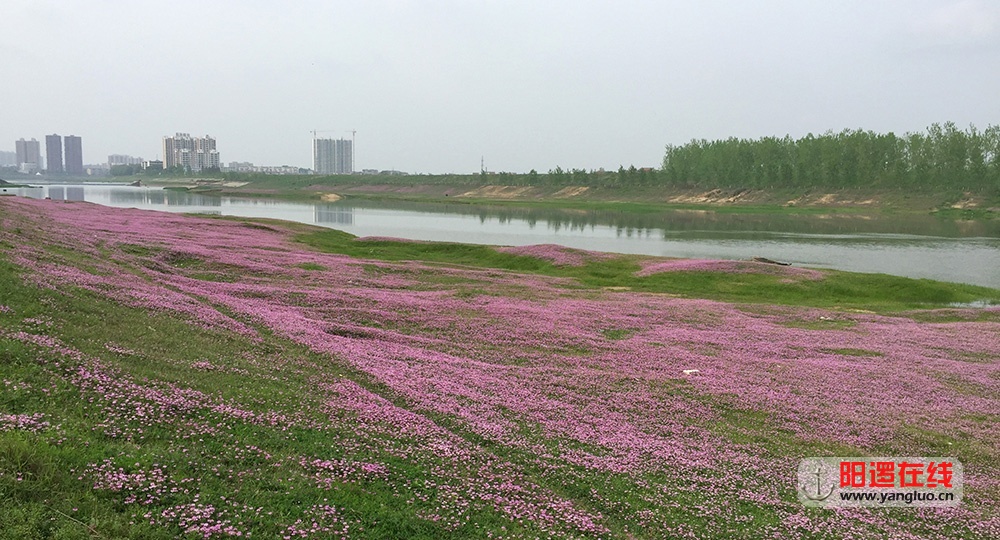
[162,133,220,172]
[313,138,353,174]
[15,138,42,173]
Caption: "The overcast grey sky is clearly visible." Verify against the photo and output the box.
[2,0,999,173]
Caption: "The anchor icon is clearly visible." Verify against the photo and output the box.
[801,465,835,501]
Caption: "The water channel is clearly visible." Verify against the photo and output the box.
[4,182,998,289]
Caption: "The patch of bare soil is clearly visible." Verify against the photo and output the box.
[304,184,340,192]
[333,184,440,194]
[457,186,538,199]
[552,186,590,198]
[784,193,883,207]
[667,189,759,204]
[950,196,981,209]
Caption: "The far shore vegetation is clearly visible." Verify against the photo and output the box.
[122,122,999,217]
[7,122,997,217]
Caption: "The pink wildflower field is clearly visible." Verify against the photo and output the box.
[0,196,998,539]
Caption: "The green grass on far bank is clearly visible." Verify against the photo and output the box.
[295,228,1000,313]
[148,173,1000,219]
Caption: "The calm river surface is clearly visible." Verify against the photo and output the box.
[5,183,999,289]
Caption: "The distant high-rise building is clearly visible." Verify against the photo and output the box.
[313,138,353,174]
[162,133,219,172]
[46,134,64,172]
[142,159,164,171]
[0,151,16,167]
[194,135,219,171]
[15,138,41,173]
[108,154,143,167]
[162,135,177,168]
[64,135,84,175]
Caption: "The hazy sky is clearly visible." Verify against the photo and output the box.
[3,0,999,173]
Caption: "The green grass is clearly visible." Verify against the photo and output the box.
[299,229,556,271]
[295,262,327,271]
[118,243,162,257]
[933,207,999,221]
[294,228,1000,312]
[776,318,858,330]
[601,328,638,341]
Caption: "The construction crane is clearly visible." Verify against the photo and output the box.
[346,130,356,172]
[310,129,339,140]
[311,129,354,141]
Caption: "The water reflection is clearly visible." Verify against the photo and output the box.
[109,189,223,207]
[443,205,999,238]
[315,205,353,225]
[48,186,86,201]
[368,199,994,238]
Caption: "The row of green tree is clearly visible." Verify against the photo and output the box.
[661,123,1000,191]
[457,123,998,192]
[463,166,659,188]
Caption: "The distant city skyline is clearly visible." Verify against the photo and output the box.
[6,135,84,175]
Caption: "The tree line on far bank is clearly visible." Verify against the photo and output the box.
[487,122,999,193]
[660,122,1000,192]
[457,122,999,193]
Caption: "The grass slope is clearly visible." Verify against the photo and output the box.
[295,228,1000,312]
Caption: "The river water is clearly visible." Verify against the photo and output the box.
[4,183,998,289]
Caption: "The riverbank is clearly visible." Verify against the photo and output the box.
[0,179,33,189]
[1,196,998,538]
[144,175,1000,220]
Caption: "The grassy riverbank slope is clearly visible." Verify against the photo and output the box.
[147,174,1000,219]
[2,197,999,539]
